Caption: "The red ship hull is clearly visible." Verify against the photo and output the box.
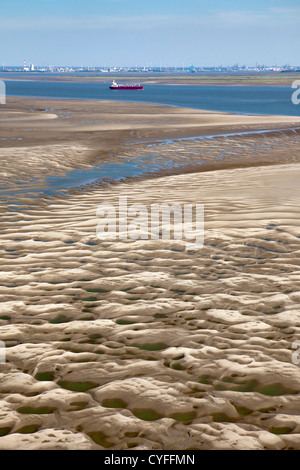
[109,85,144,90]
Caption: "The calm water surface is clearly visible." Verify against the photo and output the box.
[4,80,300,116]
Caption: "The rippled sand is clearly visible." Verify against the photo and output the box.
[1,99,300,450]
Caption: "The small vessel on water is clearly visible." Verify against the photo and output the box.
[109,80,144,90]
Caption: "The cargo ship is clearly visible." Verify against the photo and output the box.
[109,80,144,90]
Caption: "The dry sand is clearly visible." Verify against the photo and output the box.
[0,98,300,450]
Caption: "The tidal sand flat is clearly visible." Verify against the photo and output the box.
[2,72,300,86]
[0,99,300,449]
[1,97,300,202]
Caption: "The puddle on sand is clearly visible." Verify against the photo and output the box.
[0,126,298,207]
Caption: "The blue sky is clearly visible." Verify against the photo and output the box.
[0,0,299,66]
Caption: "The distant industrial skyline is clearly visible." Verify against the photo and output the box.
[1,0,299,66]
[2,63,299,72]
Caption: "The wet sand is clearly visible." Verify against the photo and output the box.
[1,97,300,200]
[0,98,300,450]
